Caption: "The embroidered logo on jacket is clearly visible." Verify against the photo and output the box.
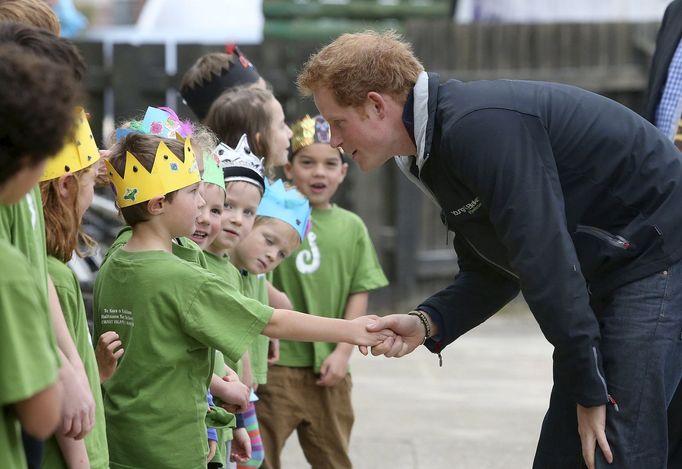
[295,232,320,274]
[450,197,482,217]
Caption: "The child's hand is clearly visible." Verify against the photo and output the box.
[230,427,252,463]
[316,348,350,387]
[267,338,280,366]
[218,376,249,414]
[349,315,396,352]
[207,439,217,463]
[96,331,124,384]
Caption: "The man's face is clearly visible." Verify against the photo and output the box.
[313,87,393,172]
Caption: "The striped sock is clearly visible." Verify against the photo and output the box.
[237,403,264,468]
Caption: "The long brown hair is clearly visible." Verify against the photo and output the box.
[40,168,96,262]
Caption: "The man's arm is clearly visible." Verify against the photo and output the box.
[448,109,606,407]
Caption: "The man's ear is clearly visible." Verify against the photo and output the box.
[147,195,166,215]
[339,161,349,182]
[366,91,387,118]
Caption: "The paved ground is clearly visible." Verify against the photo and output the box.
[280,300,554,468]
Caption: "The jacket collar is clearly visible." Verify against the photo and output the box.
[394,72,441,206]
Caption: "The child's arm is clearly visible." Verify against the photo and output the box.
[262,308,392,347]
[316,292,368,387]
[241,351,254,390]
[95,331,124,383]
[267,282,292,309]
[55,434,90,469]
[48,278,95,439]
[13,379,62,439]
[266,282,290,365]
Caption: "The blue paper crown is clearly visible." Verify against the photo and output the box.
[256,179,312,241]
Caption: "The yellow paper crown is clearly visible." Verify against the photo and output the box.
[290,115,316,155]
[104,136,200,208]
[41,107,100,182]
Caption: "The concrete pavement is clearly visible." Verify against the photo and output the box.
[280,301,554,468]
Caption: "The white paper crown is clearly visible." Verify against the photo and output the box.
[214,134,265,190]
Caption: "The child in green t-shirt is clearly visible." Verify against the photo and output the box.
[258,115,389,469]
[95,133,393,469]
[39,108,110,469]
[0,44,76,469]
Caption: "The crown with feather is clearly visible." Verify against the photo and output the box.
[104,136,200,208]
[41,107,100,181]
[256,179,312,241]
[214,134,265,190]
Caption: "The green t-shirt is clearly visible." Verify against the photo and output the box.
[104,226,208,269]
[0,240,60,469]
[43,257,109,469]
[93,248,272,469]
[272,206,388,372]
[203,251,245,375]
[241,273,270,385]
[0,187,59,361]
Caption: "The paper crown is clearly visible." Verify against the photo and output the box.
[41,107,100,181]
[256,179,311,241]
[115,106,193,142]
[291,114,336,155]
[181,45,261,121]
[104,136,200,208]
[202,152,225,191]
[214,134,265,190]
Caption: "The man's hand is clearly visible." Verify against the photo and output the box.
[316,349,350,387]
[58,361,95,439]
[230,427,252,463]
[364,313,427,358]
[267,338,280,366]
[95,331,124,384]
[577,403,613,469]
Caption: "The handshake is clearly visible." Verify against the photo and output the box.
[351,311,435,358]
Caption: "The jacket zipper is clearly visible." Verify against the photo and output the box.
[592,346,619,412]
[460,234,520,280]
[576,225,632,250]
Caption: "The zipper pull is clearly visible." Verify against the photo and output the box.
[607,394,620,412]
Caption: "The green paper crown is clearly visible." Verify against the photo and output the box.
[202,152,226,191]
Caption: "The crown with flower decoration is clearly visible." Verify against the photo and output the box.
[115,106,193,142]
[41,107,100,181]
[215,134,265,190]
[104,136,200,208]
[256,179,312,241]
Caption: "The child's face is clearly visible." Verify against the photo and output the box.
[0,159,47,205]
[232,219,299,274]
[209,181,261,254]
[286,144,347,209]
[264,98,293,168]
[190,183,224,249]
[163,182,203,238]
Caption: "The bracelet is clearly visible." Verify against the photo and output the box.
[407,310,431,345]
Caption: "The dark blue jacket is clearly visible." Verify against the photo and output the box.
[400,73,682,406]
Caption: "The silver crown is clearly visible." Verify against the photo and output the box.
[213,134,265,186]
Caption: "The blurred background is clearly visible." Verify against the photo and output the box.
[60,0,670,311]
